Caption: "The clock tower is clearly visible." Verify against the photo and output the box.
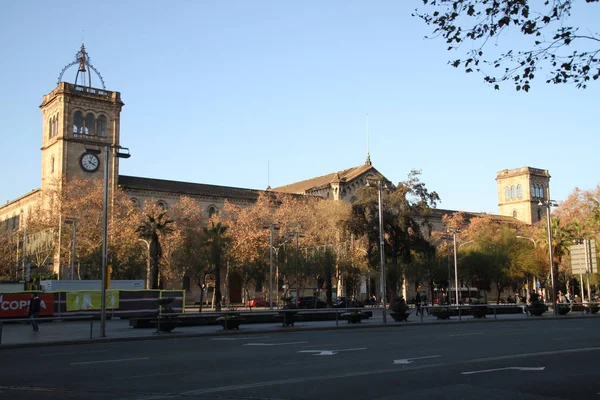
[40,44,124,198]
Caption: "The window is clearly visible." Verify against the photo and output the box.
[517,184,523,198]
[537,208,542,221]
[511,185,516,198]
[73,111,84,134]
[539,185,545,199]
[130,198,140,209]
[51,155,55,173]
[157,201,167,211]
[512,210,518,218]
[208,206,217,217]
[48,118,53,139]
[85,113,95,135]
[505,186,511,200]
[96,115,107,137]
[54,115,58,137]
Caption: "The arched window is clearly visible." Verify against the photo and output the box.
[48,118,53,139]
[505,186,511,200]
[96,115,107,137]
[157,201,167,211]
[511,185,516,198]
[512,210,518,218]
[53,115,58,137]
[51,155,55,173]
[537,208,542,221]
[539,185,545,199]
[73,111,84,134]
[517,184,523,198]
[130,198,140,209]
[85,113,95,135]
[208,206,217,218]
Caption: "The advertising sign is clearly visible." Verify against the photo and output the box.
[0,293,54,318]
[66,291,119,311]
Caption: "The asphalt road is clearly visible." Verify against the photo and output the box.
[1,318,599,400]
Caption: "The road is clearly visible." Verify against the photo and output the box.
[1,318,599,399]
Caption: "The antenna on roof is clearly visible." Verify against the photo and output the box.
[365,113,372,166]
[266,160,271,190]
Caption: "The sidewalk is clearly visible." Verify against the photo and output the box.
[0,307,595,349]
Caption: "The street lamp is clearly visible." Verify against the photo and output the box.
[64,218,78,280]
[289,231,304,302]
[447,228,460,305]
[366,179,387,323]
[88,145,130,337]
[138,238,150,289]
[263,223,279,310]
[539,198,558,316]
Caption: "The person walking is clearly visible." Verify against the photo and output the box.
[415,293,422,316]
[28,293,41,333]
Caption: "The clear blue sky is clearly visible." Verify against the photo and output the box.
[1,1,598,214]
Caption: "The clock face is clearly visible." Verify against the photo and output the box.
[80,153,100,172]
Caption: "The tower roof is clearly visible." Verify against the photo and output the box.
[57,44,106,89]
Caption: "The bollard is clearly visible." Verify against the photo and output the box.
[0,321,3,345]
[420,307,424,322]
[458,305,462,321]
[494,305,497,320]
[335,310,339,327]
[89,319,93,339]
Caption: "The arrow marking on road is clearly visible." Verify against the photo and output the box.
[462,367,545,375]
[245,341,307,346]
[298,348,367,356]
[393,355,441,365]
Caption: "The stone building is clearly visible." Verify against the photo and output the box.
[0,45,551,304]
[496,167,551,224]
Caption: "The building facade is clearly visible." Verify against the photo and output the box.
[0,45,550,304]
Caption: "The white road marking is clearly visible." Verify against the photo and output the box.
[462,367,545,375]
[298,348,367,356]
[394,355,441,365]
[70,357,149,365]
[211,336,270,341]
[41,350,109,356]
[464,346,600,364]
[449,332,484,337]
[245,341,307,346]
[117,371,182,380]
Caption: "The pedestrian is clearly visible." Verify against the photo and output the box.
[415,293,422,316]
[28,293,41,333]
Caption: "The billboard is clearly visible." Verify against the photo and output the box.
[66,291,119,311]
[0,293,54,318]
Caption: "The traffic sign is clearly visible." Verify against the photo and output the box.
[570,240,597,274]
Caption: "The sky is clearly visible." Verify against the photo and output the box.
[0,0,598,215]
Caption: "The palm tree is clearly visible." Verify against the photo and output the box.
[136,212,174,290]
[203,222,230,312]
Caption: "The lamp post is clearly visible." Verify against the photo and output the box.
[366,179,387,323]
[263,224,280,310]
[138,238,150,289]
[289,231,303,302]
[447,228,460,305]
[88,145,130,337]
[539,198,558,316]
[64,218,77,280]
[516,236,538,299]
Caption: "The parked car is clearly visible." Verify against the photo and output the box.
[295,296,327,309]
[247,298,275,308]
[332,297,364,308]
